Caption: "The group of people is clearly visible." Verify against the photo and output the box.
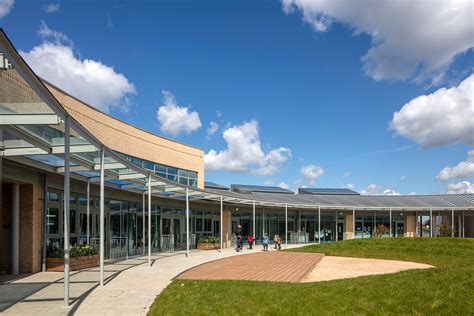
[235,225,283,252]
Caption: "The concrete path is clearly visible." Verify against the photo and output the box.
[178,252,324,283]
[1,244,302,315]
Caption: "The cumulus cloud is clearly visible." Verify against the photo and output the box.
[282,0,473,83]
[156,91,202,136]
[299,164,324,186]
[41,3,60,13]
[279,182,290,190]
[390,74,474,147]
[344,183,355,190]
[20,22,136,113]
[204,120,292,175]
[206,121,219,139]
[437,150,474,181]
[0,0,14,19]
[342,172,350,178]
[361,184,399,195]
[446,181,474,194]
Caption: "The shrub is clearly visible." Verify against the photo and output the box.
[198,236,220,244]
[437,223,456,237]
[374,224,389,237]
[47,244,97,258]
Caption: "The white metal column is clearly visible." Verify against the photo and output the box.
[352,207,355,239]
[262,208,265,235]
[99,146,105,287]
[63,116,71,306]
[462,211,465,238]
[285,203,288,246]
[318,205,321,244]
[451,208,455,238]
[429,207,433,238]
[148,174,152,267]
[186,187,190,257]
[86,180,90,245]
[11,183,20,275]
[142,191,145,255]
[220,195,223,250]
[252,200,256,239]
[389,208,392,238]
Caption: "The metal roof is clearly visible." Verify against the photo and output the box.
[204,181,229,190]
[298,188,360,195]
[231,184,294,194]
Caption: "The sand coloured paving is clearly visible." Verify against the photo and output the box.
[302,256,433,282]
[178,251,325,283]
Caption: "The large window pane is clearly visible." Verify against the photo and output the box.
[47,207,59,235]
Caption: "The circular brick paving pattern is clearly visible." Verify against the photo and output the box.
[177,251,325,283]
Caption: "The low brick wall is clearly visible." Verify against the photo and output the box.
[46,255,99,272]
[197,243,220,250]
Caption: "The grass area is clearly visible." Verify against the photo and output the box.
[149,238,474,315]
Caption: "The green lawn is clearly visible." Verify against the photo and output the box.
[149,238,474,315]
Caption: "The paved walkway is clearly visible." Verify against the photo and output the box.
[178,251,324,282]
[1,244,304,315]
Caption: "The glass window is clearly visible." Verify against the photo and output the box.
[156,172,166,178]
[155,164,166,173]
[48,191,59,202]
[178,169,188,177]
[70,210,76,234]
[188,171,197,179]
[204,218,212,231]
[188,179,197,187]
[47,207,59,235]
[167,167,177,175]
[196,218,203,231]
[178,177,188,185]
[109,200,121,211]
[167,174,177,181]
[143,160,154,170]
[129,156,143,167]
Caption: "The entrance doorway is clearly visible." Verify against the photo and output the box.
[337,222,344,241]
[394,221,404,237]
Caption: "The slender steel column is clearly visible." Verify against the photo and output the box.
[318,205,321,244]
[462,211,465,238]
[352,207,355,239]
[86,180,90,245]
[220,195,223,250]
[142,191,145,255]
[262,208,265,235]
[285,203,288,246]
[389,208,392,238]
[429,207,433,237]
[148,174,152,267]
[42,174,48,272]
[451,208,455,238]
[99,146,105,287]
[63,116,71,306]
[11,183,19,275]
[186,187,190,257]
[252,200,256,240]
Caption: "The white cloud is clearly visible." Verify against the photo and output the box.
[20,22,136,113]
[383,189,400,196]
[342,172,350,178]
[344,183,355,190]
[41,3,60,13]
[299,164,324,186]
[390,74,474,147]
[107,13,113,28]
[360,184,380,195]
[400,175,407,181]
[206,121,219,139]
[437,150,474,181]
[204,120,292,175]
[279,182,290,190]
[157,91,202,136]
[361,184,399,195]
[446,181,474,194]
[0,0,14,19]
[282,0,473,83]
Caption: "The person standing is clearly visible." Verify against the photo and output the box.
[262,234,270,251]
[277,235,282,250]
[235,225,243,252]
[273,234,279,249]
[247,235,254,250]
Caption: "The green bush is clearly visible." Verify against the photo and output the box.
[47,244,97,258]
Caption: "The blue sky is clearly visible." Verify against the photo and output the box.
[1,0,473,194]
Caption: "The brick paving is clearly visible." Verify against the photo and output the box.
[178,251,324,283]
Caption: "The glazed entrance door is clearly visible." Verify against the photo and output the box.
[337,222,344,241]
[395,221,404,237]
